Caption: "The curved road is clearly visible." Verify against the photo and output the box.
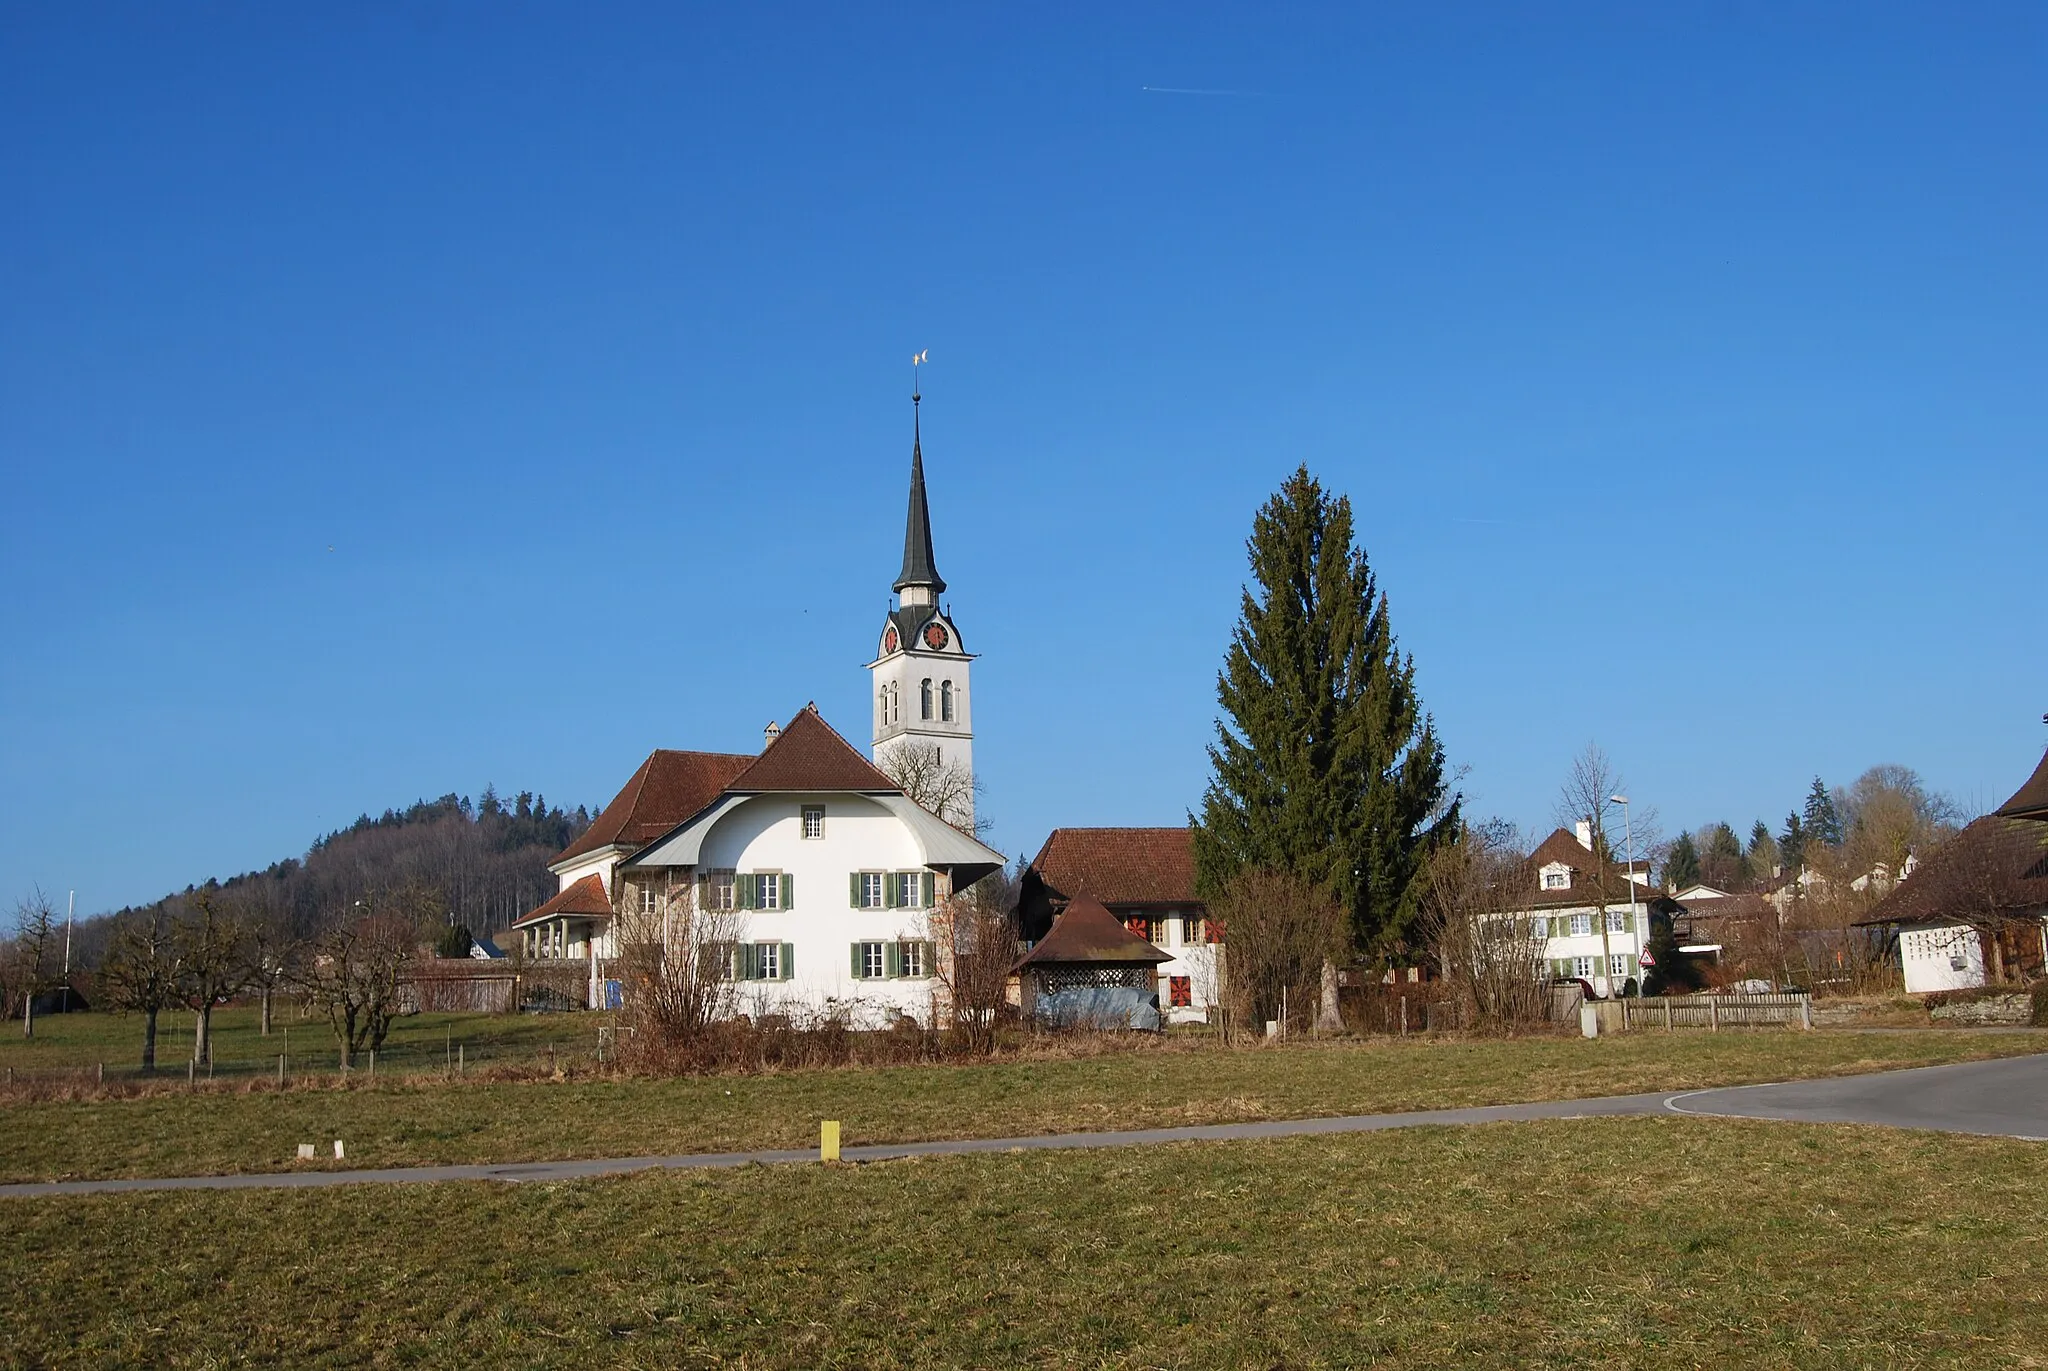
[3,1052,2042,1200]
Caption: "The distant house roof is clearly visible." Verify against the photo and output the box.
[1858,816,2048,928]
[1026,827,1198,908]
[1995,748,2048,822]
[553,749,755,867]
[1511,828,1657,909]
[724,705,903,793]
[1012,894,1175,971]
[511,873,612,929]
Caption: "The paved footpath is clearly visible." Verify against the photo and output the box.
[4,1052,2042,1201]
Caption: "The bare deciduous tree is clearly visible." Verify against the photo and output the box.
[297,888,433,1067]
[611,870,746,1059]
[99,904,181,1071]
[925,865,1020,1055]
[1553,744,1662,995]
[1421,819,1550,1030]
[11,888,60,1039]
[172,890,252,1067]
[1212,867,1345,1035]
[878,740,987,837]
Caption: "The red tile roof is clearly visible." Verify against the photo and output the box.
[552,749,755,866]
[1515,827,1654,909]
[725,704,903,793]
[1028,827,1198,908]
[1013,894,1175,969]
[511,873,613,928]
[1995,748,2048,822]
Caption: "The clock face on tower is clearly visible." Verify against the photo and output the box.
[882,626,899,654]
[922,620,949,650]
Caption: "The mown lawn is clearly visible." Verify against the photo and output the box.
[2,1027,2042,1184]
[3,1116,2042,1368]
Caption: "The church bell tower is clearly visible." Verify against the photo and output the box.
[869,375,974,828]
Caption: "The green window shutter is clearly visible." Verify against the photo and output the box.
[736,874,754,911]
[922,940,937,977]
[884,874,900,909]
[921,872,935,908]
[782,873,795,909]
[850,943,864,979]
[850,873,862,908]
[885,941,904,978]
[781,943,796,982]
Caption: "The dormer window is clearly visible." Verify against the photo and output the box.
[940,681,954,722]
[1540,863,1571,891]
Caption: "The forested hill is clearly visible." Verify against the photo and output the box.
[80,788,592,965]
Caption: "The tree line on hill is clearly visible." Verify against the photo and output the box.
[1,787,590,1068]
[1660,767,1961,895]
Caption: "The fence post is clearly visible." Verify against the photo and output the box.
[1709,999,1720,1032]
[1664,1001,1672,1031]
[278,1054,285,1087]
[458,1044,464,1075]
[1399,996,1407,1036]
[97,1062,103,1086]
[1800,995,1812,1031]
[369,1050,376,1078]
[187,1059,195,1085]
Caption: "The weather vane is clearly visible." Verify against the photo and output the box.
[911,348,928,403]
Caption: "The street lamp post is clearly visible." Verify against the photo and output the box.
[1609,796,1640,997]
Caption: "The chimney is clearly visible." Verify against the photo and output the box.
[1575,819,1594,851]
[763,721,781,751]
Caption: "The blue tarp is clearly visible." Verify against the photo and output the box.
[1034,985,1161,1031]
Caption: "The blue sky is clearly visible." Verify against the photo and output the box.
[4,3,2044,915]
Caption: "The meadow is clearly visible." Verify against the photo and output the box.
[3,1115,2042,1368]
[1,1009,2042,1185]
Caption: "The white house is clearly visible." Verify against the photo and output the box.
[1861,745,2048,994]
[511,390,1007,1021]
[1501,823,1656,999]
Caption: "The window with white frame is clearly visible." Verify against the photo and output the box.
[802,805,825,840]
[757,942,781,980]
[940,680,954,722]
[858,940,887,980]
[706,869,736,911]
[899,940,927,978]
[1606,909,1628,934]
[1183,914,1203,945]
[755,872,782,911]
[1609,953,1630,978]
[1543,871,1568,890]
[1572,956,1596,978]
[641,886,658,916]
[858,872,885,908]
[1569,913,1592,937]
[894,871,927,909]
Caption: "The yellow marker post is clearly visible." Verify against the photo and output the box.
[820,1120,841,1163]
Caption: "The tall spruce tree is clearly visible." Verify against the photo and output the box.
[1192,466,1455,958]
[1661,831,1701,891]
[1779,811,1807,870]
[1803,777,1843,848]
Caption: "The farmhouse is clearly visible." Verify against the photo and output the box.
[1861,744,2048,993]
[1498,822,1660,999]
[1016,827,1220,1024]
[511,391,1006,1021]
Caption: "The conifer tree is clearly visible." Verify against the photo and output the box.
[1192,466,1455,957]
[1779,811,1807,870]
[1661,831,1701,890]
[1803,777,1843,848]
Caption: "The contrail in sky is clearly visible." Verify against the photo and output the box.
[1141,85,1265,97]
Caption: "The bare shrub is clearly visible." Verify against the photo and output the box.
[297,889,434,1068]
[927,866,1021,1055]
[1421,821,1550,1031]
[610,872,746,1068]
[1213,868,1345,1035]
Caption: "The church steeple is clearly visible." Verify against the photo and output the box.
[893,389,946,599]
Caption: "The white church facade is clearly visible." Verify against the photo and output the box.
[511,389,1005,1022]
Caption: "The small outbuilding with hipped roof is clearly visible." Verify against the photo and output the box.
[1012,894,1174,1030]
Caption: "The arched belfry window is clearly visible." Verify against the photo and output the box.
[940,681,954,722]
[920,679,934,720]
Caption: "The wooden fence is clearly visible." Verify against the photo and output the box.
[1624,992,1812,1031]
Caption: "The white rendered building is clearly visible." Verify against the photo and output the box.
[511,396,1005,1019]
[1500,823,1655,999]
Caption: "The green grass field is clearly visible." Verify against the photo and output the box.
[1,1018,2042,1184]
[4,1116,2042,1368]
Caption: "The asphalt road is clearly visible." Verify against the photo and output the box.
[3,1052,2041,1200]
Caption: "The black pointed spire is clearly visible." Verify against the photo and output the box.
[894,388,946,595]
